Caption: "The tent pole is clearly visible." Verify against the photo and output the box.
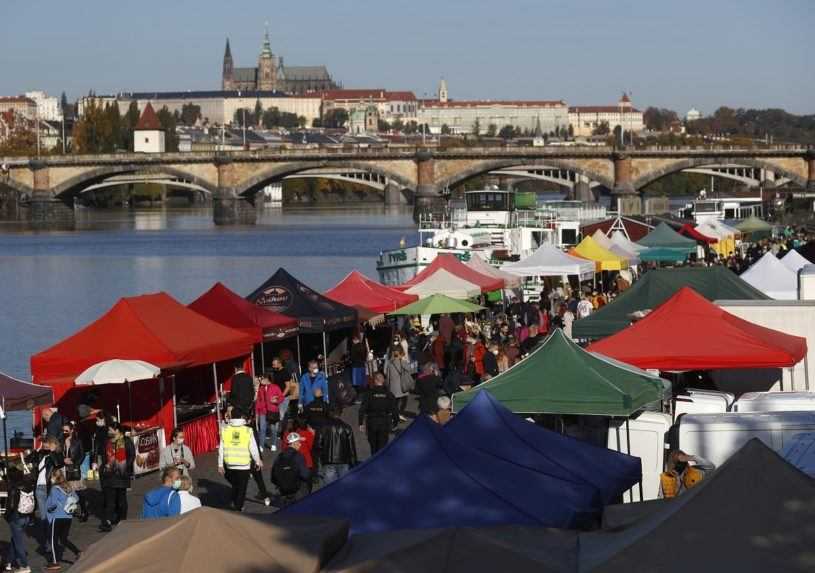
[250,350,256,378]
[805,356,811,392]
[626,419,643,502]
[127,380,134,426]
[296,336,303,375]
[789,367,795,392]
[614,421,631,503]
[2,397,7,461]
[172,375,178,428]
[322,332,329,375]
[260,341,266,373]
[212,363,221,425]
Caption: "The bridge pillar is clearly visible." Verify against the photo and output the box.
[384,181,407,206]
[213,157,257,226]
[806,150,815,192]
[611,152,641,215]
[26,161,74,228]
[414,150,443,222]
[574,174,594,203]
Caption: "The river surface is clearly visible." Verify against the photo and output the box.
[0,206,415,437]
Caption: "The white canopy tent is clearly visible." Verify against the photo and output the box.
[740,252,798,300]
[403,268,482,299]
[781,249,811,273]
[501,243,595,280]
[466,253,522,289]
[610,230,648,253]
[593,230,641,265]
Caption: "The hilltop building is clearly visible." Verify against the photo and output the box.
[686,107,703,122]
[221,29,338,95]
[568,93,645,137]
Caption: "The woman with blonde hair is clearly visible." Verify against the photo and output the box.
[45,469,81,570]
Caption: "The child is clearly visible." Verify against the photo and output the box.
[45,469,81,571]
[4,465,35,573]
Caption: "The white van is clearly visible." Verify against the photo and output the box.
[607,412,672,502]
[731,391,815,413]
[671,411,815,467]
[673,389,733,419]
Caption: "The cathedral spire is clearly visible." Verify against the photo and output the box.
[224,37,232,60]
[261,22,272,57]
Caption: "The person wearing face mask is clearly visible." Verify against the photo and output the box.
[63,422,89,523]
[299,360,329,408]
[177,475,201,514]
[33,436,64,557]
[159,428,196,477]
[141,467,182,519]
[97,422,135,532]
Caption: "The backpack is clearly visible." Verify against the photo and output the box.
[64,491,80,516]
[273,453,301,495]
[17,490,35,515]
[334,376,357,407]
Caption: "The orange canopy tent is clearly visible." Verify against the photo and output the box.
[587,287,807,371]
[399,254,504,293]
[325,271,418,313]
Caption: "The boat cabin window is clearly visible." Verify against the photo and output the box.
[695,201,720,213]
[465,192,514,212]
[561,229,578,245]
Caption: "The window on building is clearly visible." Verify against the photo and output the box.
[145,137,149,143]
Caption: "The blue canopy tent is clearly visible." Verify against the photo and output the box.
[446,391,642,506]
[281,415,600,534]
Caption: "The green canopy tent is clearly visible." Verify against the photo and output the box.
[639,247,692,263]
[637,222,697,253]
[389,294,485,316]
[572,267,768,340]
[735,215,773,240]
[452,329,665,417]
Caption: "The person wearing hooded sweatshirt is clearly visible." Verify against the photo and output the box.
[45,469,81,571]
[218,409,262,512]
[299,361,329,407]
[141,467,182,519]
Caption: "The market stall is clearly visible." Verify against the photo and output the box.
[30,292,256,454]
[694,222,737,257]
[465,253,523,289]
[569,236,629,271]
[502,243,595,280]
[401,269,482,300]
[592,230,641,266]
[781,249,811,273]
[735,215,774,240]
[0,371,52,457]
[740,251,798,300]
[325,271,419,313]
[587,287,807,372]
[399,253,505,293]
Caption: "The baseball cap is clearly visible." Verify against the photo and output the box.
[286,433,303,445]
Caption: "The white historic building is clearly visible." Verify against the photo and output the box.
[133,103,165,153]
[686,107,703,122]
[568,94,645,137]
[24,91,63,121]
[321,89,417,124]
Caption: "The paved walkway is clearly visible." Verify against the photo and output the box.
[0,398,416,571]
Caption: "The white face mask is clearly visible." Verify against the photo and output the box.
[175,438,184,445]
[172,479,182,490]
[492,350,499,355]
[96,420,105,427]
[310,368,318,375]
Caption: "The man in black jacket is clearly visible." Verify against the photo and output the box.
[304,387,330,432]
[314,407,357,486]
[227,363,255,420]
[358,372,398,456]
[415,363,443,416]
[271,433,311,504]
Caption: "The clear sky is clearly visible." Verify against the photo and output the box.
[2,0,813,114]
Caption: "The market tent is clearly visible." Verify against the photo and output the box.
[740,251,798,300]
[638,247,691,263]
[452,329,664,416]
[71,507,349,573]
[609,231,648,253]
[281,415,600,533]
[781,248,812,272]
[0,371,53,411]
[465,253,522,288]
[587,287,807,370]
[695,222,737,256]
[189,282,298,341]
[581,216,654,242]
[403,268,482,299]
[31,292,256,390]
[325,271,419,313]
[326,527,578,573]
[572,267,768,340]
[447,391,642,505]
[637,222,697,251]
[678,223,717,244]
[569,236,629,271]
[247,268,358,333]
[593,230,640,265]
[736,215,773,237]
[400,253,504,293]
[502,243,595,280]
[389,294,484,316]
[579,439,815,573]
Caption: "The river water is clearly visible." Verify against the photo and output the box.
[0,206,415,437]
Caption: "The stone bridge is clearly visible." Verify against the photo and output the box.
[1,146,813,225]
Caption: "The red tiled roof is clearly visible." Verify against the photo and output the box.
[321,89,416,102]
[569,106,642,113]
[135,102,163,130]
[0,96,35,104]
[420,99,566,109]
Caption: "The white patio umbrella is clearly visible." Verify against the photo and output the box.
[76,359,161,423]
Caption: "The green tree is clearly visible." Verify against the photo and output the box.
[391,118,405,132]
[254,99,263,126]
[567,124,574,138]
[312,117,323,128]
[180,103,201,126]
[404,121,418,134]
[643,107,679,131]
[322,108,348,129]
[486,123,497,137]
[592,121,610,136]
[471,118,481,136]
[378,119,391,132]
[156,106,178,151]
[440,124,451,135]
[498,125,515,139]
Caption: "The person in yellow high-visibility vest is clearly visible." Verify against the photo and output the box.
[218,408,262,511]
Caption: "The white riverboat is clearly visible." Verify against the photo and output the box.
[676,191,764,225]
[376,189,607,285]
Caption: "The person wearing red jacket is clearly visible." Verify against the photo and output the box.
[255,376,285,452]
[431,333,447,376]
[282,416,316,474]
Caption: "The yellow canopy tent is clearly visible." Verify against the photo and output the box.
[569,236,629,271]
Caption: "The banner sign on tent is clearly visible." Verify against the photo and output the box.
[132,427,164,476]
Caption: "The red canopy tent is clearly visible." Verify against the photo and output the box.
[325,271,419,313]
[189,282,298,341]
[678,224,717,244]
[587,287,807,371]
[399,254,505,293]
[31,293,256,453]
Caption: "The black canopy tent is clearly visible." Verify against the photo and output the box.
[247,268,358,372]
[0,371,54,457]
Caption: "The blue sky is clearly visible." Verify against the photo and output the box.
[2,0,813,114]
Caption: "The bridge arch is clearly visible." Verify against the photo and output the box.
[234,161,416,198]
[435,158,615,191]
[51,165,219,199]
[0,176,33,199]
[633,157,807,191]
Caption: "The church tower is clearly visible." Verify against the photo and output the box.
[222,38,234,90]
[257,27,277,91]
[438,77,448,103]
